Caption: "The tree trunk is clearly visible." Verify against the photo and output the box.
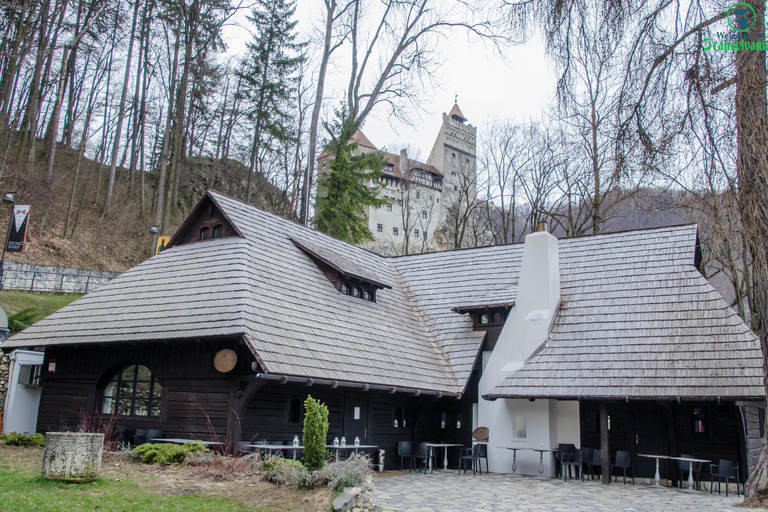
[738,0,768,505]
[104,0,139,214]
[300,0,336,225]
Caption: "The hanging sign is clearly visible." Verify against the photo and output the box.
[6,205,30,253]
[155,236,171,255]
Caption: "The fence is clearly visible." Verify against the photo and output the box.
[1,262,120,294]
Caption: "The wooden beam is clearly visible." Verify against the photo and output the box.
[226,379,267,451]
[600,402,611,484]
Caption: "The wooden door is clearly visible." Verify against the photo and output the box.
[343,392,369,444]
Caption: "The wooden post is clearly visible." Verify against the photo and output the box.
[600,402,611,484]
[226,379,266,452]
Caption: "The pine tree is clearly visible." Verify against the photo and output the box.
[315,117,386,244]
[237,0,305,203]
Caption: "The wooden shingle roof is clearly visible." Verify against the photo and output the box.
[483,226,764,401]
[2,192,761,400]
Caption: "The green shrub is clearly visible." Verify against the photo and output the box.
[261,457,313,487]
[133,442,206,465]
[0,432,45,447]
[302,396,329,471]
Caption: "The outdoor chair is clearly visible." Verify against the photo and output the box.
[588,449,602,480]
[398,441,414,472]
[147,429,164,443]
[235,441,254,456]
[476,443,489,473]
[580,448,594,479]
[133,428,148,445]
[611,450,634,484]
[556,444,575,478]
[561,448,583,481]
[459,444,483,475]
[710,459,740,497]
[678,454,703,490]
[413,443,433,473]
[113,425,126,445]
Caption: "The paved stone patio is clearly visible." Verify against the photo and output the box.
[374,472,765,512]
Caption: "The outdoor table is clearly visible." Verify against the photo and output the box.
[639,453,710,490]
[246,443,303,460]
[499,447,549,476]
[328,444,379,461]
[425,443,464,471]
[151,438,224,447]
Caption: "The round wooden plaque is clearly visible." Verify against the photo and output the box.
[214,349,237,373]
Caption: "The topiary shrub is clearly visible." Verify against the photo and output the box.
[133,442,206,464]
[0,432,45,447]
[302,396,329,471]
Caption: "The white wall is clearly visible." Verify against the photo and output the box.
[477,229,582,475]
[2,350,43,434]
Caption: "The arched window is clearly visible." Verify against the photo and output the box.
[212,224,223,238]
[363,290,372,301]
[102,364,162,417]
[340,283,349,294]
[352,287,361,298]
[492,312,504,324]
[199,227,209,240]
[288,398,303,423]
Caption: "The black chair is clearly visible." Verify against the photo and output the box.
[397,441,414,472]
[412,443,433,473]
[588,449,602,480]
[580,448,594,480]
[113,425,127,445]
[476,443,488,473]
[147,429,164,443]
[678,454,703,490]
[235,441,254,456]
[611,450,633,484]
[561,448,583,481]
[710,459,740,497]
[459,444,483,475]
[133,428,148,445]
[556,444,575,478]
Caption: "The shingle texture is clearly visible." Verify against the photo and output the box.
[484,226,764,400]
[2,192,762,400]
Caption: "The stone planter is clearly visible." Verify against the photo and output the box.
[41,432,104,483]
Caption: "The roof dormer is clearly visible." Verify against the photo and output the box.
[167,191,243,248]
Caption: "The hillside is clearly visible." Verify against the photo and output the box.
[0,132,289,272]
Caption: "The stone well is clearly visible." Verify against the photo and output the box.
[41,432,104,483]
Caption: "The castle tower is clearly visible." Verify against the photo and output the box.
[426,102,478,228]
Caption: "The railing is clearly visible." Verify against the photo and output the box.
[2,267,119,294]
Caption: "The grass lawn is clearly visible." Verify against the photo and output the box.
[0,290,82,324]
[0,446,331,512]
[0,470,266,512]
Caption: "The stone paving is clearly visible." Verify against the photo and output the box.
[374,472,766,512]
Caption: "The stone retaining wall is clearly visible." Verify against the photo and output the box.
[332,475,375,511]
[0,353,7,415]
[2,262,119,294]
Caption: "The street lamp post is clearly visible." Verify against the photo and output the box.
[0,192,17,291]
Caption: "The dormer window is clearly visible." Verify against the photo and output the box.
[167,192,241,247]
[212,225,223,238]
[341,284,349,294]
[199,227,209,240]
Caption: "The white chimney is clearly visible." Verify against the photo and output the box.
[479,229,560,387]
[399,149,408,175]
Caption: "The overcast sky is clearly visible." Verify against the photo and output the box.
[222,1,556,162]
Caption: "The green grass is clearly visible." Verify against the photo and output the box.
[0,290,82,325]
[0,469,270,512]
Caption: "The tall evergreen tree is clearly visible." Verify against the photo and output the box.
[237,0,304,203]
[315,117,386,244]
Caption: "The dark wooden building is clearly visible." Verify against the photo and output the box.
[3,191,763,477]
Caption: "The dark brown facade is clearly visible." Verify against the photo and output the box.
[37,339,474,470]
[580,400,749,483]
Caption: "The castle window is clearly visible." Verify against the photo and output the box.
[102,364,162,417]
[393,227,398,236]
[387,203,392,211]
[465,159,469,165]
[421,210,427,219]
[414,229,419,238]
[423,232,427,240]
[212,225,223,238]
[199,227,209,240]
[452,153,455,159]
[377,224,382,232]
[454,185,458,192]
[415,191,420,199]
